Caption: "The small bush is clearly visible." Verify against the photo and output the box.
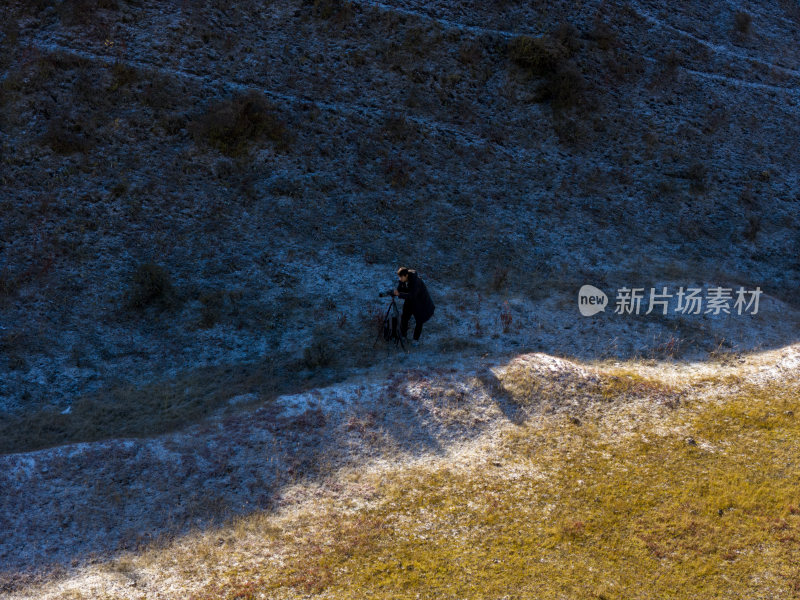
[0,269,17,298]
[304,338,333,369]
[190,91,289,157]
[139,72,185,109]
[733,11,752,36]
[508,34,588,110]
[41,117,94,155]
[384,156,410,187]
[109,61,138,92]
[491,266,509,291]
[656,50,683,81]
[590,19,617,51]
[552,22,581,55]
[126,263,174,310]
[507,35,566,77]
[306,0,356,23]
[381,113,413,143]
[458,40,483,65]
[535,62,586,110]
[58,0,124,25]
[740,185,756,208]
[686,161,707,192]
[198,290,226,328]
[743,214,761,241]
[500,301,513,333]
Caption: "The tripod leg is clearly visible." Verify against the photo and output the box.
[373,302,394,348]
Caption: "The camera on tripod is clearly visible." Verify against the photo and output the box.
[374,289,407,352]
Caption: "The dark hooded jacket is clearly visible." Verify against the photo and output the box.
[397,270,435,323]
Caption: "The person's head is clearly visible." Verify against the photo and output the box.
[397,266,409,283]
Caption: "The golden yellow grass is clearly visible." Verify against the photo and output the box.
[35,368,800,600]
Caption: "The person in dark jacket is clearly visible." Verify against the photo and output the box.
[393,266,435,343]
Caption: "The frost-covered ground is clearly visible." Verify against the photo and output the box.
[2,0,799,416]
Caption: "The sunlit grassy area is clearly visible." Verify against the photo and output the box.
[57,370,794,600]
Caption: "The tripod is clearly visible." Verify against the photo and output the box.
[374,294,407,352]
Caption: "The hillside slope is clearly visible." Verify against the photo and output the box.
[1,0,799,427]
[2,0,800,596]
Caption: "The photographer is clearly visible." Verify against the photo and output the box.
[393,267,435,345]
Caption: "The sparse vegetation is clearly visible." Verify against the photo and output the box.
[109,61,139,93]
[535,61,587,110]
[0,365,251,454]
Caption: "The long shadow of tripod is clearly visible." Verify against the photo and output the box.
[374,293,408,353]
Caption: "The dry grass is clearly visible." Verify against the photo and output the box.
[221,377,800,599]
[22,363,800,599]
[498,358,685,411]
[0,358,284,454]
